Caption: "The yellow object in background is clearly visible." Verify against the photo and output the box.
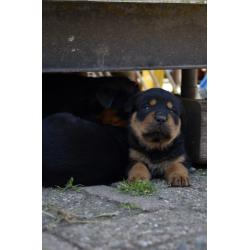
[142,70,164,89]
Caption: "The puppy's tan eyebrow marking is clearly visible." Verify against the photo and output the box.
[166,101,173,109]
[149,99,157,106]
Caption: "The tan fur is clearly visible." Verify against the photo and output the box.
[130,112,155,146]
[128,162,151,181]
[130,112,181,150]
[130,149,186,176]
[166,101,173,109]
[164,162,190,187]
[97,109,127,127]
[167,115,181,144]
[149,99,157,106]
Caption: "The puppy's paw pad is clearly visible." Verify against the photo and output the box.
[167,173,190,187]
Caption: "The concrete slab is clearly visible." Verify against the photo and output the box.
[42,172,207,250]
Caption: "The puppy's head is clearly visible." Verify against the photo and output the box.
[96,77,140,126]
[128,88,182,150]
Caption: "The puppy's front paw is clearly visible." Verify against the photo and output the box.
[128,162,151,182]
[167,172,190,187]
[165,163,190,187]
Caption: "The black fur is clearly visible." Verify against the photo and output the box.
[43,74,139,124]
[43,113,129,187]
[42,74,140,187]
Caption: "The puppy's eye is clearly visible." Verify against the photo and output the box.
[149,99,157,106]
[166,101,173,109]
[143,105,150,111]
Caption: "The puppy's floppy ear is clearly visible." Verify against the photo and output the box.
[96,91,114,108]
[124,93,138,114]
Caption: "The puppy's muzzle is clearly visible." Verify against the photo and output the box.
[142,112,171,142]
[154,112,167,123]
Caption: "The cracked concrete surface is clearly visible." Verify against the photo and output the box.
[42,171,207,250]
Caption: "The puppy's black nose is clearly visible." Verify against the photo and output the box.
[155,113,167,123]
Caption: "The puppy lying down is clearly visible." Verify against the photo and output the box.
[43,88,190,187]
[43,113,129,187]
[126,88,190,187]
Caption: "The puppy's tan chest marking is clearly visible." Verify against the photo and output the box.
[129,149,185,176]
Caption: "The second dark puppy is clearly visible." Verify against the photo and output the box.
[43,74,139,127]
[43,112,129,187]
[127,88,190,187]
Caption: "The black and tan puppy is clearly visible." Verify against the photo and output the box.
[127,88,190,187]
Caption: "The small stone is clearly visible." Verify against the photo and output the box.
[195,235,207,250]
[189,167,197,173]
[177,242,189,250]
[68,35,75,42]
[43,233,78,250]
